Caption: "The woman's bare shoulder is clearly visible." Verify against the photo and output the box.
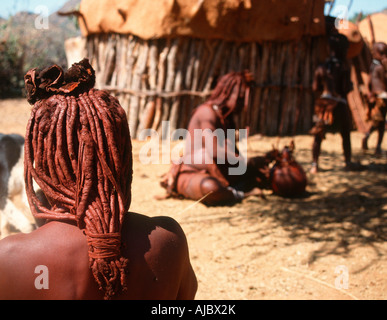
[123,212,187,242]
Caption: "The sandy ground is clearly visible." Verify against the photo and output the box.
[1,98,386,300]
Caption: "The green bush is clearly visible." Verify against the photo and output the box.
[0,23,25,97]
[0,12,80,99]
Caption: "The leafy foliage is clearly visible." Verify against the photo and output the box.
[0,4,80,98]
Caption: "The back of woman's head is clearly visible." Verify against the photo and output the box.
[372,42,387,60]
[328,33,349,60]
[24,59,132,299]
[207,71,255,119]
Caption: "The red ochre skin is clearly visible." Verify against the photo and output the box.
[161,72,275,205]
[0,213,197,300]
[0,59,197,300]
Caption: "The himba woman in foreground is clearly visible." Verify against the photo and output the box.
[0,59,197,300]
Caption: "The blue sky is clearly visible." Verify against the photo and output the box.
[0,0,68,18]
[0,0,386,18]
[326,0,387,17]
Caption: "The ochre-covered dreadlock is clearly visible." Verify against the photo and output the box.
[24,59,132,299]
[206,71,255,125]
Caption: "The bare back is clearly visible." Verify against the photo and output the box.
[313,58,352,99]
[369,62,387,96]
[0,213,197,300]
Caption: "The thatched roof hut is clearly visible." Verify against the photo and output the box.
[342,13,387,134]
[75,0,331,138]
[78,0,325,42]
[358,12,387,46]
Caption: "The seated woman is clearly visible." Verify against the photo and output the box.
[160,71,273,206]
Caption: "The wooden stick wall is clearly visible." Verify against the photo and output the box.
[86,34,326,139]
[347,39,373,134]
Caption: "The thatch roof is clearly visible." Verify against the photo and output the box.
[78,0,326,42]
[338,21,364,59]
[358,13,387,45]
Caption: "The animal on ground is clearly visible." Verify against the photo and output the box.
[0,133,36,239]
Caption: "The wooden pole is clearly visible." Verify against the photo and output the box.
[367,15,375,46]
[259,42,271,134]
[129,39,149,137]
[154,39,169,133]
